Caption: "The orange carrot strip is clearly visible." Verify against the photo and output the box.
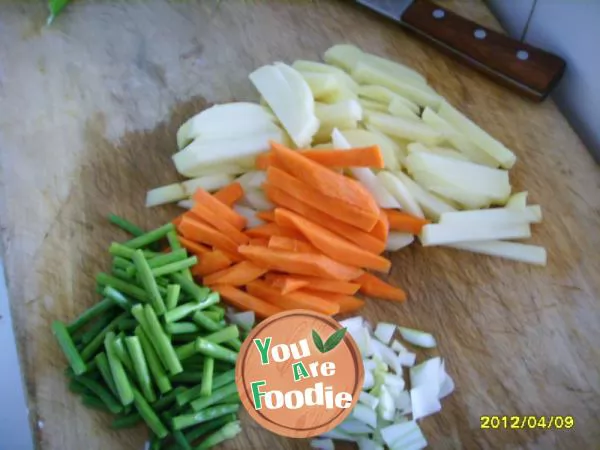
[264,184,385,254]
[248,238,269,247]
[172,214,185,227]
[238,245,363,281]
[280,276,361,295]
[383,209,430,235]
[266,166,378,232]
[178,236,210,255]
[203,261,268,286]
[245,223,304,240]
[271,277,310,295]
[190,203,250,246]
[299,290,365,314]
[274,208,391,273]
[268,236,318,254]
[246,280,340,316]
[191,251,232,277]
[370,210,389,243]
[256,210,276,222]
[192,187,246,230]
[213,182,244,207]
[255,152,273,170]
[270,141,380,215]
[299,146,384,169]
[354,273,407,302]
[212,284,283,318]
[178,216,240,256]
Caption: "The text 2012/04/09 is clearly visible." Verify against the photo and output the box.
[480,415,574,430]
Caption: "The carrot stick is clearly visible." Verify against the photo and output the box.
[213,182,244,207]
[299,146,384,169]
[177,216,240,256]
[383,209,430,235]
[270,141,380,215]
[273,275,360,295]
[191,251,232,277]
[178,236,211,255]
[245,223,304,240]
[274,208,391,273]
[370,210,389,243]
[211,284,283,318]
[354,273,407,302]
[246,280,340,316]
[268,236,318,254]
[266,166,378,232]
[299,290,365,314]
[172,214,185,227]
[264,184,385,254]
[191,202,250,246]
[192,187,246,230]
[203,261,268,286]
[256,210,276,222]
[248,238,270,247]
[238,245,363,281]
[270,276,310,295]
[255,152,273,170]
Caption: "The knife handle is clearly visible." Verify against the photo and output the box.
[401,0,566,101]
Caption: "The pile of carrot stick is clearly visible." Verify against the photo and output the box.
[172,141,429,319]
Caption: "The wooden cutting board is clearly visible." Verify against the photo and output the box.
[0,1,599,449]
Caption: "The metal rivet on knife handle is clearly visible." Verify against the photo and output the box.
[517,50,530,61]
[432,8,445,19]
[474,29,487,40]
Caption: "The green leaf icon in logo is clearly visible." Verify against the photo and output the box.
[312,327,347,353]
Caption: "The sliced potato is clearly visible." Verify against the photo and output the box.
[339,128,401,170]
[446,241,547,266]
[319,85,358,104]
[425,183,493,210]
[315,100,363,126]
[250,63,319,148]
[291,60,359,92]
[439,206,542,226]
[323,44,364,72]
[386,232,415,251]
[361,53,428,86]
[186,163,246,178]
[393,170,456,220]
[181,174,235,197]
[358,98,389,113]
[377,171,425,218]
[358,85,420,114]
[173,129,283,176]
[420,222,531,246]
[406,142,470,162]
[437,101,516,169]
[311,142,334,150]
[388,97,420,120]
[177,199,194,210]
[506,191,528,209]
[365,112,442,146]
[146,183,187,208]
[298,71,339,100]
[351,62,442,108]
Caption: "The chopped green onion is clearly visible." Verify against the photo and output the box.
[67,298,114,334]
[126,336,156,403]
[52,321,87,375]
[165,322,199,335]
[80,312,129,361]
[110,412,142,429]
[76,375,123,414]
[135,327,172,395]
[165,284,181,311]
[108,214,145,237]
[194,339,238,364]
[94,352,119,397]
[191,311,223,332]
[200,357,214,397]
[97,273,149,303]
[190,382,239,412]
[105,332,134,406]
[172,403,239,430]
[151,256,198,278]
[144,305,183,375]
[195,420,241,450]
[124,223,174,250]
[132,388,168,438]
[132,250,166,315]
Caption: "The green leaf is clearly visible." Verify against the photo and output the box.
[47,0,72,25]
[323,327,347,353]
[311,330,325,353]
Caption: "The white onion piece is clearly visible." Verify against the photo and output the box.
[363,370,375,390]
[377,385,396,421]
[351,404,378,429]
[384,374,405,390]
[410,357,442,393]
[374,323,396,345]
[309,438,335,450]
[393,391,411,414]
[380,421,419,448]
[398,352,417,367]
[177,199,194,210]
[398,327,437,348]
[371,339,401,374]
[410,384,442,420]
[232,205,264,229]
[363,359,376,372]
[320,429,359,442]
[390,339,408,354]
[357,437,383,450]
[228,311,255,331]
[359,391,380,410]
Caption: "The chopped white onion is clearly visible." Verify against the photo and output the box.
[177,199,194,210]
[374,322,396,345]
[351,404,378,429]
[398,327,437,348]
[363,359,377,372]
[227,311,255,331]
[363,370,375,390]
[410,357,442,392]
[393,390,411,414]
[390,339,408,354]
[398,352,417,367]
[410,384,442,420]
[380,421,420,448]
[371,339,401,374]
[384,373,405,390]
[320,429,359,442]
[377,385,396,421]
[359,391,380,410]
[357,437,383,450]
[309,438,335,450]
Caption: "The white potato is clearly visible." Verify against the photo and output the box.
[242,189,274,211]
[323,44,364,72]
[146,183,187,207]
[173,129,283,176]
[311,142,334,150]
[358,85,420,114]
[506,191,528,209]
[299,71,339,99]
[425,183,493,210]
[388,97,420,120]
[315,100,363,125]
[358,98,389,113]
[386,232,415,251]
[439,206,542,227]
[177,199,194,210]
[319,85,358,104]
[420,222,531,246]
[407,142,469,162]
[361,53,428,86]
[446,241,547,266]
[405,151,511,204]
[437,101,516,169]
[235,171,267,191]
[393,170,456,220]
[363,124,409,165]
[233,205,264,229]
[181,174,235,196]
[186,163,246,178]
[377,171,425,218]
[365,112,442,146]
[176,102,278,150]
[421,107,499,167]
[250,63,319,148]
[351,62,442,108]
[339,128,401,170]
[332,129,402,209]
[291,60,359,92]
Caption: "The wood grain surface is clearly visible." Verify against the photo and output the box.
[0,1,599,449]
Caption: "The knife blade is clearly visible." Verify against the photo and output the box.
[356,0,566,101]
